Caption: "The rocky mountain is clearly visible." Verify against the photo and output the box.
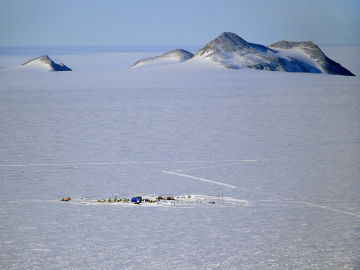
[21,55,72,71]
[131,32,354,76]
[194,32,354,75]
[194,32,317,73]
[269,41,354,76]
[131,49,193,68]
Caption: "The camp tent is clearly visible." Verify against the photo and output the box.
[131,196,142,203]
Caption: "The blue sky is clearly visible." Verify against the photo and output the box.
[0,0,359,46]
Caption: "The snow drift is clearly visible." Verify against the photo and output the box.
[132,32,355,76]
[131,49,194,68]
[21,55,72,71]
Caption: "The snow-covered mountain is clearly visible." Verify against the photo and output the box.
[131,49,193,68]
[21,55,72,71]
[194,32,315,73]
[194,32,354,75]
[269,41,354,76]
[131,32,354,76]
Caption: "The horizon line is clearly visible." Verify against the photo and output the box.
[1,43,360,47]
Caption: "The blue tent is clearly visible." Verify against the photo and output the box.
[131,197,138,203]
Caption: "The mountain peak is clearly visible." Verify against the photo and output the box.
[195,32,270,58]
[21,55,72,71]
[270,40,316,50]
[216,32,248,45]
[38,55,52,64]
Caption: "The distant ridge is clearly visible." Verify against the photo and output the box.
[131,32,355,76]
[269,41,354,76]
[22,55,72,71]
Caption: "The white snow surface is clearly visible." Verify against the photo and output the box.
[21,58,53,71]
[131,49,193,68]
[272,47,322,70]
[0,46,360,270]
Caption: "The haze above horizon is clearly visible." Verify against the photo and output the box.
[0,0,359,46]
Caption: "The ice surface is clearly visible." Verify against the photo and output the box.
[0,46,359,269]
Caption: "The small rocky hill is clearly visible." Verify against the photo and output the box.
[22,55,72,71]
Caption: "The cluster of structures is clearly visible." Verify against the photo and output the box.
[61,194,233,207]
[97,195,177,205]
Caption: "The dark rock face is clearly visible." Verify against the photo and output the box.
[195,32,271,57]
[269,41,355,76]
[22,55,72,71]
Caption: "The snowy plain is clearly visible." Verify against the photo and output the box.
[0,45,360,269]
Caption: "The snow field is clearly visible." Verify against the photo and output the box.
[0,46,359,269]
